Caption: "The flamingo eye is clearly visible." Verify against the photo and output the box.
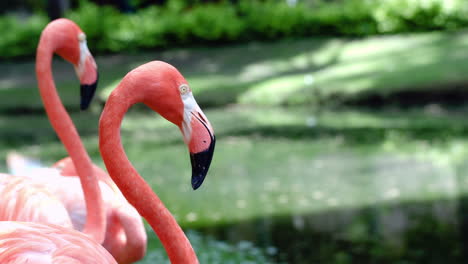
[179,84,190,95]
[78,33,86,42]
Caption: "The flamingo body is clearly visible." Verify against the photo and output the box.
[0,221,116,263]
[0,173,72,228]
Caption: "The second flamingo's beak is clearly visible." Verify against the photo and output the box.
[80,71,98,110]
[75,37,98,110]
[180,93,215,190]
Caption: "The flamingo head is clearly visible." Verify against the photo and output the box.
[137,62,215,190]
[45,18,98,110]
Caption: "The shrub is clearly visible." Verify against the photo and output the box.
[2,0,468,59]
[372,0,468,33]
[311,0,378,36]
[159,2,245,45]
[0,14,48,58]
[180,4,245,43]
[240,1,311,39]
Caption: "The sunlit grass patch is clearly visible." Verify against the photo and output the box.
[95,30,468,108]
[3,30,468,112]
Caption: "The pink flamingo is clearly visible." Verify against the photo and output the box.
[99,61,216,263]
[0,173,72,227]
[0,16,104,242]
[6,18,147,263]
[33,17,106,243]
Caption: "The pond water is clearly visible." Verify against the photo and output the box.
[200,198,464,263]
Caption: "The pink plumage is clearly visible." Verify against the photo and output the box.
[0,174,72,228]
[0,221,116,263]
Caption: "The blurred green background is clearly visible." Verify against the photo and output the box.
[3,0,468,263]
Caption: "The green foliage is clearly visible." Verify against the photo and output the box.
[371,0,467,32]
[312,0,378,36]
[67,0,245,51]
[239,1,310,39]
[67,1,122,51]
[0,14,48,58]
[2,0,468,59]
[158,2,244,45]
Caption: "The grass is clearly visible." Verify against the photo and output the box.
[1,106,467,225]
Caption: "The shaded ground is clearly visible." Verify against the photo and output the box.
[3,30,468,112]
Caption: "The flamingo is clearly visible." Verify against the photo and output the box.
[6,18,147,263]
[33,17,106,243]
[0,16,104,242]
[99,61,216,263]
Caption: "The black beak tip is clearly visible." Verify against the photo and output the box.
[80,74,99,110]
[190,136,216,190]
[191,174,205,190]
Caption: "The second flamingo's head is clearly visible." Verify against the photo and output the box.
[39,18,98,110]
[118,61,215,189]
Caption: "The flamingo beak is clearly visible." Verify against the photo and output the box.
[75,40,98,110]
[180,94,215,190]
[190,133,215,190]
[80,72,98,110]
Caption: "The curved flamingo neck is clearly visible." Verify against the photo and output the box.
[36,35,106,243]
[99,85,199,264]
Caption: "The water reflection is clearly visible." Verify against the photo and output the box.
[199,198,463,263]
